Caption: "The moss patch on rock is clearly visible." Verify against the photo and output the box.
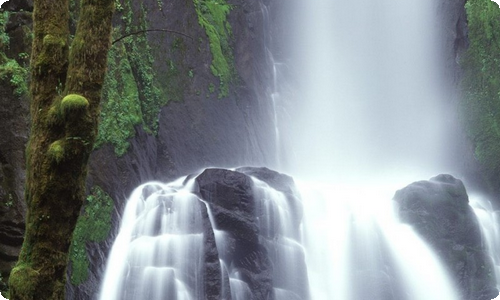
[95,38,143,156]
[193,0,235,98]
[69,186,113,285]
[96,0,171,156]
[460,0,500,193]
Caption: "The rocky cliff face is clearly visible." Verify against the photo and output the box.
[68,0,283,297]
[0,1,31,293]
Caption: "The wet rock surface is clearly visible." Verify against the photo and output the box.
[394,174,499,300]
[196,167,308,300]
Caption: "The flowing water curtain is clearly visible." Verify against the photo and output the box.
[100,178,204,300]
[298,181,459,300]
[471,196,500,291]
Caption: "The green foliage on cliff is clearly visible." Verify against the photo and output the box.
[461,0,500,190]
[0,12,29,96]
[96,0,168,156]
[193,0,235,98]
[69,186,114,285]
[96,38,143,156]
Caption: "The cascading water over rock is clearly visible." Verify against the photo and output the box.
[100,167,309,300]
[100,168,500,300]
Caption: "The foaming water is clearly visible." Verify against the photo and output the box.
[471,195,500,293]
[100,174,308,300]
[99,177,204,300]
[297,179,459,300]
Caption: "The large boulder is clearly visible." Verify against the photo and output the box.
[195,167,309,300]
[196,168,273,300]
[394,174,498,300]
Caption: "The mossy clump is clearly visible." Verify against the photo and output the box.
[8,264,38,298]
[61,94,89,114]
[42,34,66,48]
[47,140,65,164]
[69,186,114,285]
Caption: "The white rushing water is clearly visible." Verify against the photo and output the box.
[100,174,307,300]
[287,0,462,298]
[289,0,453,179]
[471,195,500,295]
[298,180,459,300]
[100,177,203,300]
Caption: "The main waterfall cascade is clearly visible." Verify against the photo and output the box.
[98,0,500,299]
[100,169,308,300]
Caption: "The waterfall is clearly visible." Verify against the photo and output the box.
[283,0,484,298]
[99,177,204,300]
[298,180,459,300]
[97,0,500,299]
[100,170,308,300]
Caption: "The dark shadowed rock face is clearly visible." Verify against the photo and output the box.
[196,168,273,299]
[0,2,31,290]
[394,174,498,300]
[195,168,308,300]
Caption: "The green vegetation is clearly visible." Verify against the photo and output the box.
[0,12,29,96]
[193,0,235,98]
[96,40,143,156]
[0,11,9,47]
[69,186,114,285]
[461,0,500,191]
[96,0,170,156]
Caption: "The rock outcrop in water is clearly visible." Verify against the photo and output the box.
[195,167,309,300]
[99,167,308,300]
[394,174,498,300]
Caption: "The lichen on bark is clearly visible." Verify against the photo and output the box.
[7,0,114,298]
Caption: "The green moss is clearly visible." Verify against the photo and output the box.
[69,186,114,285]
[0,56,29,96]
[61,94,89,113]
[460,0,500,191]
[124,3,166,133]
[0,11,10,49]
[96,34,143,156]
[47,140,65,163]
[96,0,175,156]
[8,264,38,297]
[193,0,235,98]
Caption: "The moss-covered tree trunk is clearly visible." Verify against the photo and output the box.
[8,0,114,299]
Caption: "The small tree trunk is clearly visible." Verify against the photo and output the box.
[8,0,114,299]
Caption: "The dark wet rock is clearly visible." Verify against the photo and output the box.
[1,0,33,12]
[0,79,27,285]
[195,167,308,300]
[196,168,272,299]
[394,174,498,300]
